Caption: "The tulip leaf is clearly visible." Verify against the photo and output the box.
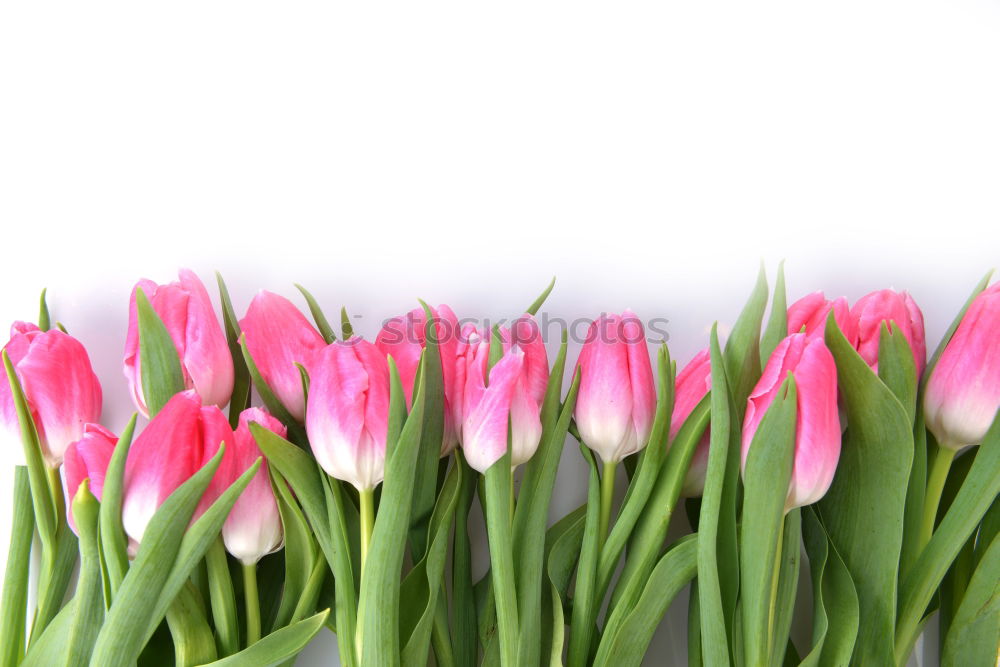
[30,523,78,645]
[90,446,227,665]
[724,262,768,420]
[0,467,33,666]
[196,609,330,667]
[450,452,478,666]
[525,276,556,316]
[876,322,918,423]
[319,473,359,667]
[895,411,1000,663]
[98,413,137,602]
[37,288,50,331]
[760,260,788,365]
[567,444,602,667]
[205,539,239,656]
[739,374,797,666]
[294,283,337,344]
[135,286,186,418]
[59,481,104,667]
[592,534,698,667]
[543,505,586,660]
[270,467,318,631]
[19,605,72,667]
[165,583,217,666]
[940,530,1000,667]
[771,508,802,663]
[215,272,252,426]
[240,338,299,429]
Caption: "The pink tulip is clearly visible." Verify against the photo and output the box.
[2,322,103,467]
[121,390,234,549]
[742,333,841,511]
[459,331,525,473]
[306,339,390,491]
[502,315,549,467]
[924,283,1000,450]
[63,423,118,532]
[575,311,656,464]
[376,304,461,454]
[124,269,234,417]
[221,408,285,564]
[240,291,327,422]
[671,349,712,497]
[787,292,856,342]
[849,289,926,376]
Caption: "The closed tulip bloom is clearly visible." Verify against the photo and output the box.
[2,322,103,467]
[787,292,855,342]
[575,311,656,464]
[671,349,712,497]
[376,304,461,454]
[221,408,285,564]
[306,339,390,491]
[460,333,525,474]
[924,283,1000,450]
[503,315,549,467]
[742,333,841,511]
[849,289,926,376]
[122,390,234,550]
[124,269,234,417]
[240,291,327,422]
[63,423,118,532]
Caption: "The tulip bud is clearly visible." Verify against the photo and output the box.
[63,423,118,532]
[121,390,234,550]
[2,322,103,467]
[575,311,656,464]
[924,283,1000,450]
[221,408,285,564]
[503,315,549,467]
[849,289,926,376]
[459,333,525,474]
[787,292,855,342]
[240,291,327,422]
[124,269,234,417]
[306,339,390,491]
[742,333,841,511]
[671,349,712,497]
[376,304,461,454]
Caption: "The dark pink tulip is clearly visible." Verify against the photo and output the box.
[2,322,103,467]
[376,304,461,454]
[240,290,327,422]
[924,283,1000,450]
[306,339,390,491]
[221,408,285,564]
[575,311,656,464]
[121,390,234,550]
[63,423,117,532]
[787,292,856,342]
[124,269,234,417]
[742,333,841,511]
[849,289,926,376]
[671,349,712,497]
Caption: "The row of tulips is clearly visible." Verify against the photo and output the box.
[1,267,998,667]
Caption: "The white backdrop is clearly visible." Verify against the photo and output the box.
[2,0,998,664]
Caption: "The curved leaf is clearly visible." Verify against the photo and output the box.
[197,610,330,667]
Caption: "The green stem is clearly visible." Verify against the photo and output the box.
[919,445,956,551]
[359,488,375,580]
[599,461,617,545]
[242,563,260,646]
[46,466,64,529]
[485,463,519,666]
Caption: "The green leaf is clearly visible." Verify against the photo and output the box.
[340,307,354,339]
[165,583,217,666]
[61,481,103,666]
[543,506,586,664]
[37,288,50,331]
[724,262,768,421]
[567,445,602,667]
[876,322,918,422]
[941,531,1000,667]
[450,453,478,666]
[525,276,556,315]
[770,508,801,664]
[818,313,914,666]
[270,467,318,631]
[20,605,73,667]
[592,534,698,667]
[135,286,186,417]
[319,473,359,667]
[196,610,329,667]
[294,283,337,344]
[483,451,520,667]
[800,507,859,667]
[205,539,240,656]
[0,467,33,667]
[216,272,252,427]
[30,524,77,645]
[739,374,797,667]
[99,413,137,602]
[760,260,787,365]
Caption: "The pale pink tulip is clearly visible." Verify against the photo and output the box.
[502,315,549,467]
[63,423,118,531]
[671,349,712,497]
[849,289,926,376]
[460,333,525,473]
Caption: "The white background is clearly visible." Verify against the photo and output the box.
[1,0,998,664]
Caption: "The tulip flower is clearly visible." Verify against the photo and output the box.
[671,349,712,497]
[787,292,856,342]
[240,291,327,422]
[2,322,103,467]
[575,311,656,465]
[221,408,284,565]
[849,289,926,376]
[124,269,234,417]
[305,339,390,492]
[503,315,549,467]
[375,304,461,454]
[63,423,118,532]
[121,390,234,550]
[742,333,840,511]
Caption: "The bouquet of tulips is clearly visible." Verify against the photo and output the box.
[0,266,997,667]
